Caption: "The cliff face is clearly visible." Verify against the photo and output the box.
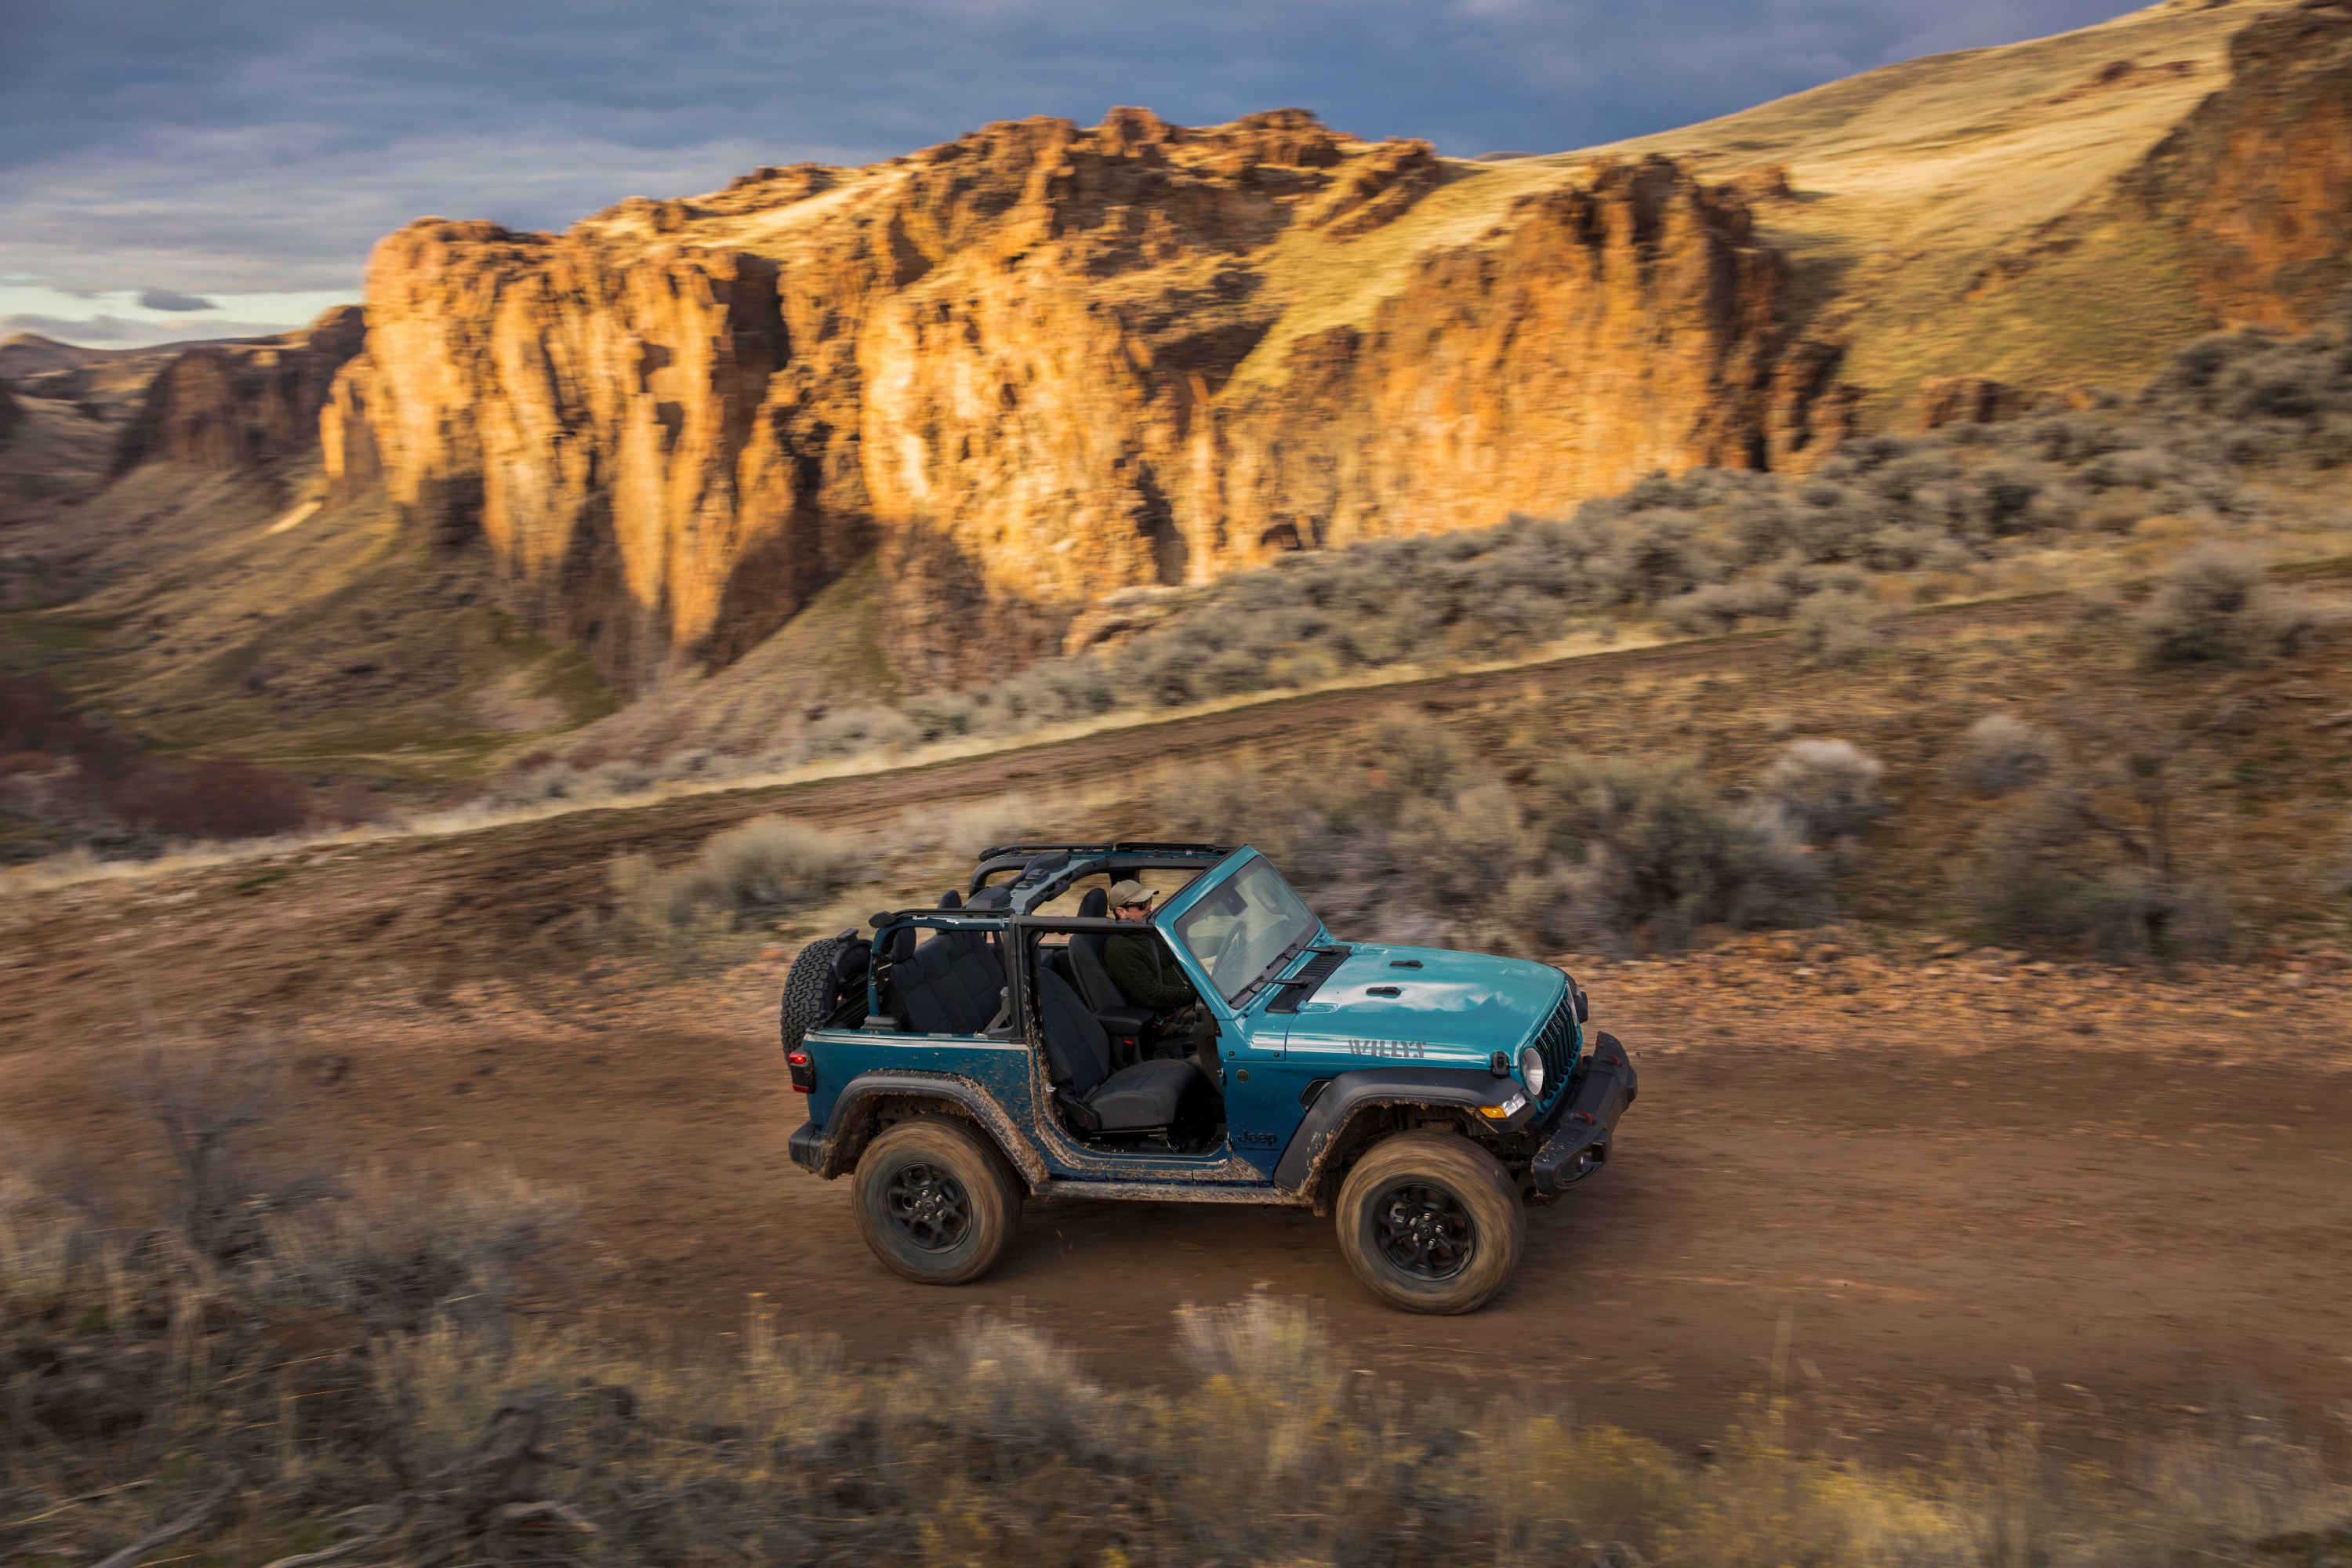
[328,111,1832,691]
[114,307,367,477]
[2132,0,2352,330]
[289,5,2351,698]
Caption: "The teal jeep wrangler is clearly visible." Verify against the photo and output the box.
[781,842,1635,1314]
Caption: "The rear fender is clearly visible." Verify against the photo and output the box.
[1273,1066,1531,1211]
[797,1071,1049,1192]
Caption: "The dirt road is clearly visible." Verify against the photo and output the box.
[9,913,2348,1457]
[7,594,2351,1456]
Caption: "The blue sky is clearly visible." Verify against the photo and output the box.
[1,0,2136,347]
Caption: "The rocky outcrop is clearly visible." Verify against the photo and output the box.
[0,378,18,447]
[2125,0,2352,329]
[1919,376,2039,428]
[328,110,1843,692]
[114,306,367,477]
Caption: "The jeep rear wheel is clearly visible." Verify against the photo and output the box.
[1334,1131,1524,1315]
[851,1117,1023,1286]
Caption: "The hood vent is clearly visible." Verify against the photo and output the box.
[1267,947,1351,1014]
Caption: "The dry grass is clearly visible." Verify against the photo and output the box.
[606,815,867,961]
[6,1183,2347,1568]
[1577,0,2259,412]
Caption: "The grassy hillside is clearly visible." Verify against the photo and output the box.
[1,464,612,786]
[1566,0,2260,419]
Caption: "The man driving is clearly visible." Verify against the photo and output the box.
[1105,880,1198,1012]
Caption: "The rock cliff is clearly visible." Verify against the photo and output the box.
[115,1,2346,704]
[2123,0,2352,329]
[114,306,368,477]
[325,111,1835,691]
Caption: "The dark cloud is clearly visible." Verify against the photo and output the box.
[0,0,2140,298]
[137,287,216,311]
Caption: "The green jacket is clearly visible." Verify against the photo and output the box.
[1106,931,1196,1011]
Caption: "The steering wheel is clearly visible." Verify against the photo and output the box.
[1210,922,1254,986]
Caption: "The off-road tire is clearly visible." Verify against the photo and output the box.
[779,935,847,1051]
[851,1116,1024,1286]
[1334,1131,1525,1315]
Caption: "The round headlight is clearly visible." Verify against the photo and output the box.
[1519,1045,1546,1098]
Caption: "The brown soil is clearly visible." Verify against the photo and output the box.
[6,602,2351,1460]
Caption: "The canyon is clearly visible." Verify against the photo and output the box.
[5,0,2349,748]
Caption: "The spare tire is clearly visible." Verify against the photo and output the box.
[780,932,855,1051]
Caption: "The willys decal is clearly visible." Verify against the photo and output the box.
[1345,1039,1428,1059]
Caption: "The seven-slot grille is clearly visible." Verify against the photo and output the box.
[1526,989,1581,1104]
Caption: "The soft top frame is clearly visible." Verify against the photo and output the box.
[973,840,1233,864]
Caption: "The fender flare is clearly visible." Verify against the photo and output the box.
[1272,1066,1526,1201]
[804,1071,1051,1192]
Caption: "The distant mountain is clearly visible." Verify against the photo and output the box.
[0,332,121,380]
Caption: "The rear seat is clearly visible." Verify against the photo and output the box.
[892,927,1006,1036]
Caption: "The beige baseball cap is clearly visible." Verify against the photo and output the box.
[1108,879,1158,907]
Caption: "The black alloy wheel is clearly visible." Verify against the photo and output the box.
[851,1116,1024,1286]
[884,1160,971,1253]
[1371,1181,1475,1280]
[1334,1131,1525,1314]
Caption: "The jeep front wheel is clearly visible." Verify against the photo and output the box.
[851,1117,1023,1286]
[1334,1131,1524,1314]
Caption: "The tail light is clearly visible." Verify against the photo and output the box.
[787,1050,815,1092]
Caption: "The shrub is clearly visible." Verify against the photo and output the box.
[920,792,1053,862]
[668,817,866,920]
[1153,760,1345,874]
[1658,579,1792,636]
[120,1031,321,1263]
[1755,739,1887,844]
[1960,788,2231,960]
[1527,758,1825,950]
[609,816,867,956]
[1391,782,1541,905]
[797,706,918,760]
[263,1168,579,1330]
[1951,713,2057,796]
[901,691,978,742]
[108,758,314,840]
[1793,590,1884,665]
[2147,548,2344,669]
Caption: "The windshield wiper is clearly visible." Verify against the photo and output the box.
[1232,931,1317,1007]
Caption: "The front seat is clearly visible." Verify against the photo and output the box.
[1068,888,1127,1011]
[1034,966,1206,1134]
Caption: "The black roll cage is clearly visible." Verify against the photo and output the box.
[856,840,1237,1040]
[962,842,1237,916]
[860,908,1204,1044]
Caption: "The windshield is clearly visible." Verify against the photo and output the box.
[1173,858,1321,1004]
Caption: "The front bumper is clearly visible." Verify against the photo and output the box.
[1530,1033,1637,1193]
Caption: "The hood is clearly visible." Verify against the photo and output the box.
[1277,943,1566,1067]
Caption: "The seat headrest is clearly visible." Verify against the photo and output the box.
[938,889,963,909]
[1078,887,1108,919]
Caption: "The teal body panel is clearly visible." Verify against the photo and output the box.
[1233,943,1567,1174]
[802,1033,1039,1133]
[799,847,1577,1189]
